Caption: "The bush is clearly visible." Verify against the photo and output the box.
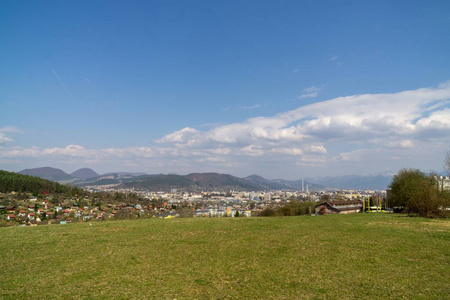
[388,169,449,218]
[259,208,278,217]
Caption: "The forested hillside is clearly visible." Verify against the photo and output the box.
[0,170,81,195]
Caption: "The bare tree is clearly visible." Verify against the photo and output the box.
[446,149,450,174]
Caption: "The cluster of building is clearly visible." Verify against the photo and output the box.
[437,176,450,192]
[193,206,252,217]
[1,186,392,226]
[85,184,382,203]
[0,196,180,226]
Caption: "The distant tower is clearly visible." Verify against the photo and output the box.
[302,179,304,192]
[306,184,309,194]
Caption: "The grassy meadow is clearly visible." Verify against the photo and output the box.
[1,214,449,299]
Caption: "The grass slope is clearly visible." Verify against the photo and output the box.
[0,214,448,299]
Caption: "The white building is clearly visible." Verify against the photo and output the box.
[437,176,450,191]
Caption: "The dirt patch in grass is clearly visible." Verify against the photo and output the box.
[421,220,450,229]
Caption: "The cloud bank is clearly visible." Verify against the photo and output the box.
[1,82,449,178]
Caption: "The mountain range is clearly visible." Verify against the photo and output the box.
[19,167,99,181]
[305,175,393,191]
[16,166,394,191]
[69,168,100,179]
[18,167,75,181]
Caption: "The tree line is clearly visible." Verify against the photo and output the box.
[388,169,449,218]
[0,170,83,196]
[259,201,316,217]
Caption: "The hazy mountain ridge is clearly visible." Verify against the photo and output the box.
[101,172,148,177]
[19,167,72,181]
[243,175,323,191]
[121,173,261,192]
[305,175,392,190]
[17,167,147,184]
[16,166,394,191]
[70,168,99,179]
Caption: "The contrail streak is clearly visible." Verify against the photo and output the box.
[51,68,74,100]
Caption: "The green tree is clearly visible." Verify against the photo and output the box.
[114,192,123,201]
[320,194,331,202]
[259,208,278,217]
[388,169,448,217]
[50,196,60,205]
[297,202,315,215]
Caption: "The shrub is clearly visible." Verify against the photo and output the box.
[388,169,449,218]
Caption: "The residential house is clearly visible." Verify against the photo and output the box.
[194,210,210,217]
[315,200,362,215]
[5,206,16,214]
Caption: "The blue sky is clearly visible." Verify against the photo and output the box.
[1,0,449,179]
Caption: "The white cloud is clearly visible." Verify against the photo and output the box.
[299,91,317,98]
[416,108,450,130]
[159,81,450,150]
[388,140,415,148]
[1,82,449,178]
[240,104,261,110]
[152,81,450,175]
[299,86,322,98]
[0,126,23,144]
[0,133,13,144]
[42,145,94,157]
[157,127,201,145]
[303,144,328,154]
[241,145,264,156]
[334,149,373,162]
[0,126,23,133]
[304,86,322,94]
[207,148,232,155]
[270,147,303,155]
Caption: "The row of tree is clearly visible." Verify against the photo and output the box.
[0,170,85,197]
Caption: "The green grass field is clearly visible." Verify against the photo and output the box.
[1,214,449,299]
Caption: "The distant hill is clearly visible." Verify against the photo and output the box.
[75,172,326,191]
[16,166,394,191]
[243,174,279,189]
[116,173,263,191]
[19,167,73,181]
[101,172,148,177]
[306,175,392,190]
[72,172,148,186]
[186,173,261,190]
[244,175,323,191]
[70,168,99,179]
[0,170,69,194]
